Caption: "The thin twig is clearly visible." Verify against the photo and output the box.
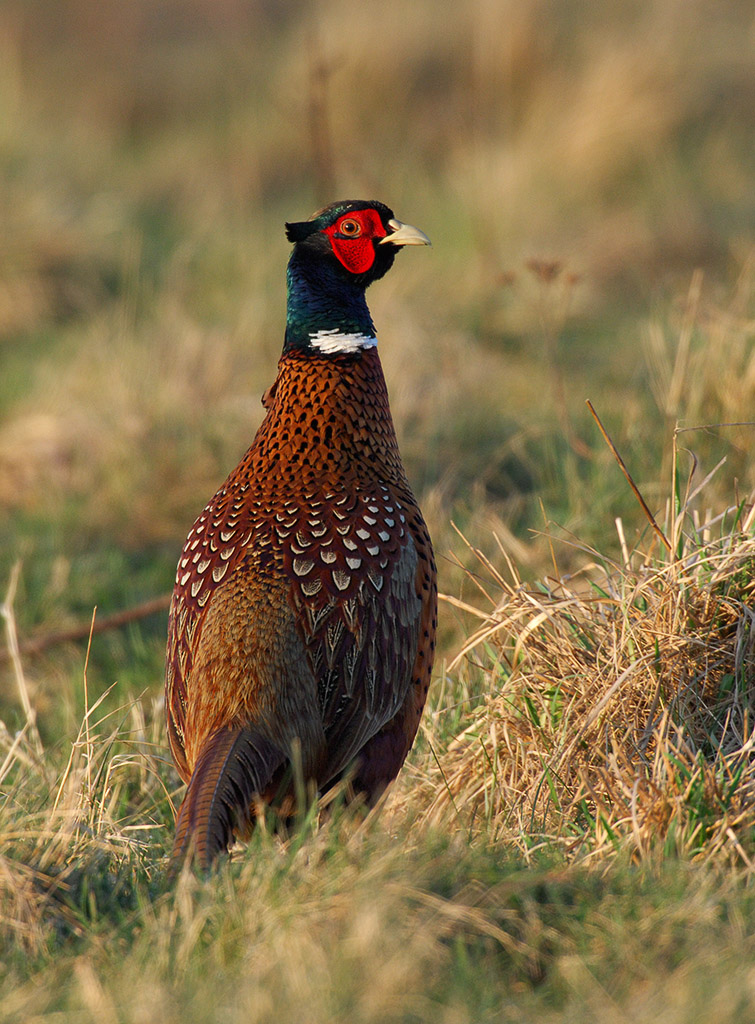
[83,607,97,803]
[1,562,43,754]
[675,421,755,434]
[0,593,171,665]
[307,18,337,204]
[586,399,672,553]
[667,268,703,417]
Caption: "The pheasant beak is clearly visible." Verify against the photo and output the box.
[379,218,432,247]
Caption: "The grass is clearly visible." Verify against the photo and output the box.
[421,496,755,859]
[1,0,755,1019]
[2,484,755,1020]
[2,430,754,1020]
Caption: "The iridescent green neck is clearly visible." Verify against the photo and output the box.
[283,249,376,355]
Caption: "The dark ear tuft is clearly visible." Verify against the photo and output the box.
[285,220,314,244]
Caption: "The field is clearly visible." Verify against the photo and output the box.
[1,0,755,1020]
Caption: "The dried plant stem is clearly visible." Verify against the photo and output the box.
[307,18,337,205]
[667,268,703,416]
[586,400,672,554]
[1,562,43,755]
[675,421,755,435]
[0,593,171,665]
[83,608,97,801]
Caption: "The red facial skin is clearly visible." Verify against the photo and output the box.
[323,209,388,274]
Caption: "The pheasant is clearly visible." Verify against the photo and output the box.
[165,200,437,868]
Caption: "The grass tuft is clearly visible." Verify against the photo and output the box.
[422,485,755,866]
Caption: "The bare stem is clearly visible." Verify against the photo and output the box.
[1,562,43,755]
[586,400,672,554]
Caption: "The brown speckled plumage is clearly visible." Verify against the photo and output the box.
[165,201,436,868]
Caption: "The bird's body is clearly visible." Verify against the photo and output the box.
[165,201,436,867]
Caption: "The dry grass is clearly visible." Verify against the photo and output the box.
[3,481,755,1020]
[0,588,168,958]
[420,482,755,865]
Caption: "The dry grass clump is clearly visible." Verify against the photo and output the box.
[0,624,168,957]
[424,496,755,863]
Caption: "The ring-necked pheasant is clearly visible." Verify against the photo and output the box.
[165,200,437,868]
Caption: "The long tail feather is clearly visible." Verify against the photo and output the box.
[171,726,284,870]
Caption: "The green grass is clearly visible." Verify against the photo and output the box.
[1,0,755,1019]
[4,719,755,1024]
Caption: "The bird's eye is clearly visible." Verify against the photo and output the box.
[339,219,361,237]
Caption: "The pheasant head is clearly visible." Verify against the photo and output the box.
[283,200,430,355]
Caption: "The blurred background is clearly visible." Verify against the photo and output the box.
[0,0,753,733]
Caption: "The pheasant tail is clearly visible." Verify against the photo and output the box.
[171,727,284,870]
